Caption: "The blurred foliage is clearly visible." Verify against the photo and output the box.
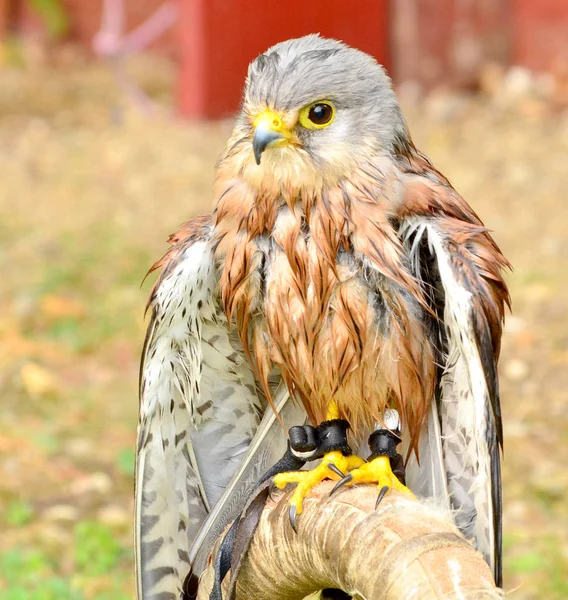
[28,0,69,39]
[0,541,131,600]
[0,520,129,598]
[0,549,80,600]
[5,501,35,527]
[74,522,123,576]
[116,449,136,478]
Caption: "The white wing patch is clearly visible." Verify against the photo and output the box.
[136,240,263,600]
[400,217,498,577]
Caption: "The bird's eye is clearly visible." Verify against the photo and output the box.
[308,103,333,125]
[298,101,335,130]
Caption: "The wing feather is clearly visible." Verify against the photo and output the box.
[404,400,450,505]
[400,214,508,586]
[135,225,267,599]
[188,384,306,576]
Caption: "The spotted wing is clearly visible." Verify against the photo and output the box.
[400,206,509,587]
[135,217,267,600]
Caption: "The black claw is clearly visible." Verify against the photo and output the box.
[268,482,278,502]
[330,473,353,496]
[327,463,345,478]
[375,485,390,509]
[289,505,298,533]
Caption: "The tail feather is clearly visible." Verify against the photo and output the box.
[135,413,207,600]
[404,400,450,506]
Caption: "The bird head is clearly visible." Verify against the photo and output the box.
[220,35,410,190]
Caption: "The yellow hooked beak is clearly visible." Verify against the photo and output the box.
[252,110,294,165]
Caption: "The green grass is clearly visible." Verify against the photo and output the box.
[1,549,80,600]
[74,522,124,577]
[0,522,132,600]
[5,502,35,527]
[504,534,568,599]
[116,449,136,478]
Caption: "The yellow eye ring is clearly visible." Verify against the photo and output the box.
[298,101,335,130]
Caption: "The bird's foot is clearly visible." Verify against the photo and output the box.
[331,455,414,506]
[273,414,364,531]
[274,450,365,530]
[332,409,414,507]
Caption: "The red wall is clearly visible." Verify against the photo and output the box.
[512,0,568,73]
[177,0,390,119]
[2,1,568,117]
[0,0,6,36]
[392,0,511,90]
[0,0,177,53]
[62,0,177,54]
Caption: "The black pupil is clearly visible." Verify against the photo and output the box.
[309,103,332,125]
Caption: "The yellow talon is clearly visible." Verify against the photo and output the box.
[339,455,415,499]
[273,450,365,518]
[275,400,369,530]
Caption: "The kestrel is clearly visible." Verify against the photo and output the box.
[135,35,510,599]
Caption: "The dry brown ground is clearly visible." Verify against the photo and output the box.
[0,55,566,599]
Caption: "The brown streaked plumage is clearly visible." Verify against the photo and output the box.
[135,35,510,599]
[212,159,439,451]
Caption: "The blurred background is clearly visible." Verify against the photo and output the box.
[0,1,567,599]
